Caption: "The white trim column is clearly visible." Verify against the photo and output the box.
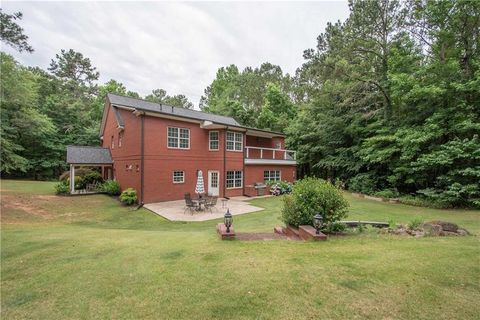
[70,164,75,194]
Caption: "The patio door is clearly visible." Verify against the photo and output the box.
[208,171,219,196]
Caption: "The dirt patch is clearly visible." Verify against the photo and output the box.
[1,195,52,218]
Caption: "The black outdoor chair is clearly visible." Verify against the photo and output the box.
[184,194,198,214]
[204,196,218,213]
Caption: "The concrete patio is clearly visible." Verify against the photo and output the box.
[144,196,269,221]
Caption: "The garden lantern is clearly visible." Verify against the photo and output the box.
[224,209,233,233]
[313,213,323,234]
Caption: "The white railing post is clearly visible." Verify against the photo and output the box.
[246,147,249,158]
[273,149,275,159]
[260,149,263,159]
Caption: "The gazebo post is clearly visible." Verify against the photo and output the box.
[70,164,75,194]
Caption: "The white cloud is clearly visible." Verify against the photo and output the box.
[2,1,349,107]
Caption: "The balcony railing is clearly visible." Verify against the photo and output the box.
[244,146,296,161]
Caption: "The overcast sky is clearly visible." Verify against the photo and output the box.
[2,1,349,107]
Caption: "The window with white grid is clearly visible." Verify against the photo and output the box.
[226,131,243,151]
[209,131,219,150]
[264,170,281,182]
[226,171,242,188]
[173,171,185,183]
[168,127,190,149]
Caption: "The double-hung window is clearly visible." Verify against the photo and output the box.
[226,171,242,188]
[168,127,190,149]
[173,171,185,183]
[209,131,219,150]
[226,131,243,151]
[264,170,281,182]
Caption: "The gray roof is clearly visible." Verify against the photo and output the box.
[66,146,113,164]
[107,93,240,126]
[112,106,124,127]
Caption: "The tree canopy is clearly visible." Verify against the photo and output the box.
[1,1,479,207]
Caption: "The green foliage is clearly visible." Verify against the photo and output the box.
[374,189,399,199]
[0,9,33,52]
[54,181,69,195]
[102,180,121,196]
[281,177,348,228]
[348,174,378,195]
[328,221,347,233]
[83,171,103,185]
[408,218,424,230]
[66,176,84,190]
[145,88,193,109]
[119,188,138,205]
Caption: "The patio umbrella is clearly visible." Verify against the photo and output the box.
[195,170,205,195]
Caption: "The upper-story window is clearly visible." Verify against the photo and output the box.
[226,131,243,151]
[111,135,115,149]
[209,131,219,150]
[118,132,123,147]
[168,127,190,149]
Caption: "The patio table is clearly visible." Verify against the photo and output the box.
[193,197,207,211]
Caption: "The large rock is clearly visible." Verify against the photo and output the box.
[429,220,459,232]
[422,223,442,236]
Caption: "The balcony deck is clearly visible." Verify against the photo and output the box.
[244,146,296,165]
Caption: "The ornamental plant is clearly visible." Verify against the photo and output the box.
[120,188,137,205]
[281,177,349,228]
[101,180,121,196]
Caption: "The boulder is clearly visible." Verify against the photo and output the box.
[422,223,442,236]
[429,220,459,232]
[457,228,470,236]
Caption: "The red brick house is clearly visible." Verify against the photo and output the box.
[68,93,296,204]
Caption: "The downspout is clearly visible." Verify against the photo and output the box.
[139,112,145,208]
[223,127,228,199]
[242,133,246,196]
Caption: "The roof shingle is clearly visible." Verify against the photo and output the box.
[107,93,240,126]
[66,146,113,164]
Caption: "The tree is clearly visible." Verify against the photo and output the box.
[48,49,99,95]
[145,89,193,109]
[0,9,33,53]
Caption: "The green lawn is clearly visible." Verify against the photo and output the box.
[1,180,479,319]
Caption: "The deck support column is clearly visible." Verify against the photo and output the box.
[70,164,75,194]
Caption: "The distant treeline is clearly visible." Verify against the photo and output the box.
[1,1,479,207]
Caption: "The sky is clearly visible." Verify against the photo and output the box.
[2,1,350,107]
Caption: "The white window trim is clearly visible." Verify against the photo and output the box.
[226,170,243,189]
[167,127,190,150]
[226,131,243,152]
[209,131,219,151]
[264,170,281,182]
[173,171,185,184]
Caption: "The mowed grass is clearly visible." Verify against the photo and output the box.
[1,180,479,319]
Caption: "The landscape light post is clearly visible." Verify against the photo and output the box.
[224,209,233,233]
[313,214,323,234]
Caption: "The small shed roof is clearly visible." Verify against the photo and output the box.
[66,146,113,165]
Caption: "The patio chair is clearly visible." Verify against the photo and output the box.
[184,194,199,214]
[204,196,218,213]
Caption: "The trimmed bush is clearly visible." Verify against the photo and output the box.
[120,188,138,205]
[281,177,349,228]
[67,176,85,189]
[102,180,121,196]
[54,181,69,195]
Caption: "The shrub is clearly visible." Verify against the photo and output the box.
[102,180,121,196]
[374,189,399,199]
[83,171,103,185]
[67,176,85,189]
[408,218,424,230]
[59,167,96,181]
[281,177,349,228]
[328,221,347,233]
[54,181,69,195]
[120,188,137,205]
[399,196,447,209]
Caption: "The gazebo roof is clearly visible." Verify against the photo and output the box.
[66,146,113,165]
